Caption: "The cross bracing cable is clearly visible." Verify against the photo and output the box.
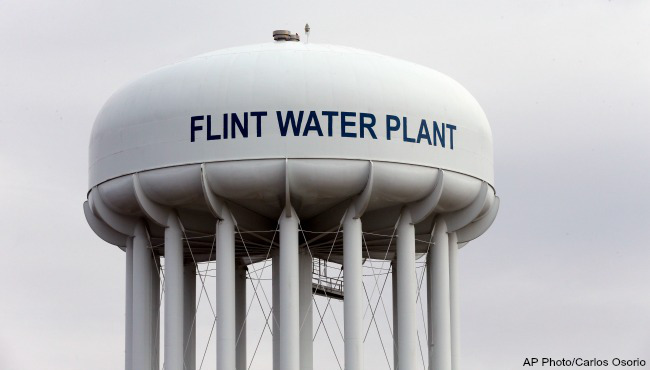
[362,233,394,337]
[362,281,393,370]
[180,219,218,370]
[311,295,343,370]
[301,223,345,370]
[235,221,279,341]
[299,226,345,342]
[247,308,273,370]
[197,315,216,370]
[144,224,164,370]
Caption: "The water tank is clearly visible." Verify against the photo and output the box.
[84,35,499,370]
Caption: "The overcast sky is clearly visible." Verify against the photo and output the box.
[1,1,649,369]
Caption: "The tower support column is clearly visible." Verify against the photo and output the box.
[449,232,460,370]
[125,238,133,370]
[235,265,247,370]
[217,211,236,370]
[272,250,281,370]
[299,249,313,370]
[396,211,416,370]
[132,222,155,370]
[392,260,398,370]
[183,264,196,370]
[151,256,160,370]
[165,215,184,370]
[428,219,452,370]
[279,207,299,370]
[343,212,363,370]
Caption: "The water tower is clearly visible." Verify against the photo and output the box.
[84,28,499,370]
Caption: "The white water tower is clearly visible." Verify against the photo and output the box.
[84,29,499,370]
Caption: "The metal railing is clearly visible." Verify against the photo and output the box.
[312,258,344,299]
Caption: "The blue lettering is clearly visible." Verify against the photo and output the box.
[207,115,221,140]
[190,112,456,149]
[303,111,324,136]
[386,115,400,140]
[231,113,248,138]
[416,119,432,145]
[251,111,267,137]
[190,115,203,142]
[447,124,456,150]
[403,117,416,143]
[222,113,229,139]
[277,111,304,136]
[322,111,338,137]
[433,121,444,147]
[359,113,377,139]
[341,111,356,138]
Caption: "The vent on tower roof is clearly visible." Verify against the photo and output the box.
[273,30,300,41]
